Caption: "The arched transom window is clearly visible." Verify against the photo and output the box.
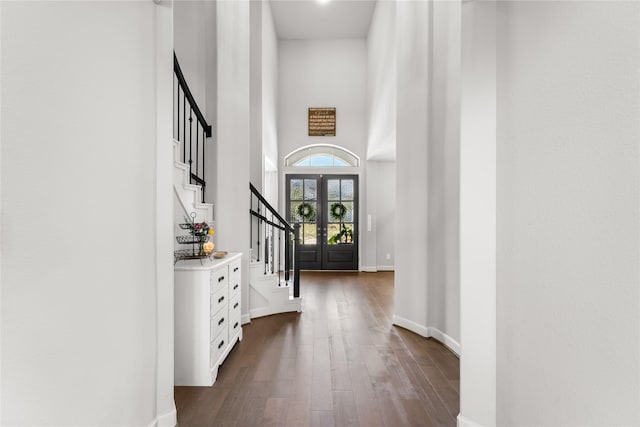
[284,144,359,167]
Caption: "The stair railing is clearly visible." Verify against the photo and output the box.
[174,52,212,203]
[249,183,300,298]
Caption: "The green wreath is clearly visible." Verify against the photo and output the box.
[329,202,348,221]
[296,202,315,221]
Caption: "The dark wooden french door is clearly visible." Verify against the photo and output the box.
[286,174,358,270]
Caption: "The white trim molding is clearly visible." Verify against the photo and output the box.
[392,315,461,356]
[241,313,251,325]
[360,265,395,272]
[392,315,430,337]
[457,414,484,427]
[146,406,177,427]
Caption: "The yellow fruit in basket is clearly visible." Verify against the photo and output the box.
[203,241,214,254]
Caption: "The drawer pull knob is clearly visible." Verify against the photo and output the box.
[233,302,239,309]
[218,276,225,283]
[233,267,239,272]
[233,284,239,290]
[234,322,239,329]
[218,296,224,303]
[218,340,225,349]
[218,317,225,326]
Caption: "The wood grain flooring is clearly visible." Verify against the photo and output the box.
[175,271,460,427]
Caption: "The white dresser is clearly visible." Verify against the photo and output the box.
[174,252,243,386]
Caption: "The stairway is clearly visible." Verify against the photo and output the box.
[249,260,302,318]
[173,139,213,247]
[173,140,302,319]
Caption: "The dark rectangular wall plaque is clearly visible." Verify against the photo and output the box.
[308,108,336,136]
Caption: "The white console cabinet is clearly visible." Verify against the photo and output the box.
[174,253,243,386]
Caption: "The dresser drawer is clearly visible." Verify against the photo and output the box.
[229,293,241,323]
[230,280,240,299]
[229,260,241,291]
[210,285,228,316]
[210,329,229,368]
[210,266,228,294]
[229,316,242,338]
[210,308,228,343]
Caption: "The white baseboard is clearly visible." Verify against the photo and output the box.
[360,266,395,272]
[146,405,177,427]
[392,315,461,356]
[428,326,461,357]
[250,298,302,319]
[392,315,430,337]
[241,313,251,325]
[457,414,483,427]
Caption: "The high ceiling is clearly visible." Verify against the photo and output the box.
[270,0,377,40]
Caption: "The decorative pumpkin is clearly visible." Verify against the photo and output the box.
[202,241,214,255]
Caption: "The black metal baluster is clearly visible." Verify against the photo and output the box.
[182,94,186,162]
[293,223,301,297]
[188,108,193,183]
[202,126,206,203]
[284,228,290,282]
[256,202,261,263]
[179,87,183,162]
[196,123,199,179]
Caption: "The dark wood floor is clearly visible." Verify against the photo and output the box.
[175,271,460,427]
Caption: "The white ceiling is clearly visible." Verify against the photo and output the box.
[270,0,377,40]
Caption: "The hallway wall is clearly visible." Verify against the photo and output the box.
[278,39,366,163]
[1,2,164,425]
[391,0,461,352]
[495,1,640,424]
[173,0,217,205]
[216,0,252,323]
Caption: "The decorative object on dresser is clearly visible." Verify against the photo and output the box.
[174,212,216,264]
[174,253,242,386]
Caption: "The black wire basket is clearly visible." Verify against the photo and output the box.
[174,212,213,264]
[176,234,208,244]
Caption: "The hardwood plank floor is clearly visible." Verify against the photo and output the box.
[175,271,460,427]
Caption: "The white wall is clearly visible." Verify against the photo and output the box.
[392,0,460,353]
[173,0,207,110]
[366,0,396,161]
[262,0,279,182]
[250,0,263,191]
[365,0,396,273]
[495,1,640,424]
[459,1,497,425]
[174,0,217,204]
[428,0,461,351]
[278,38,367,267]
[216,0,252,322]
[375,161,395,269]
[1,2,166,425]
[394,0,431,335]
[278,39,366,164]
[155,1,177,425]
